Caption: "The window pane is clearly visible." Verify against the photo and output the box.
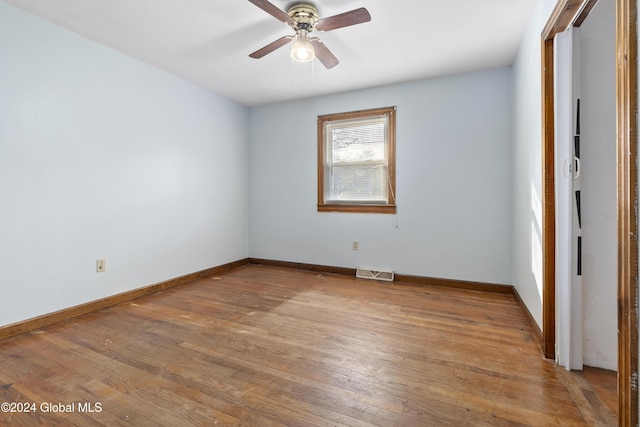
[328,164,386,201]
[330,121,385,164]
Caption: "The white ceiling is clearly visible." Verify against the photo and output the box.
[2,0,539,106]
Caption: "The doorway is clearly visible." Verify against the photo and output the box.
[575,0,617,372]
[540,0,638,424]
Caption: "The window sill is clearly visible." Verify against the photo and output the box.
[317,204,397,214]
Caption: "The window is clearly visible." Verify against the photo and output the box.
[317,106,396,214]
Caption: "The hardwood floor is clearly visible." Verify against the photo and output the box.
[581,367,618,419]
[0,264,616,426]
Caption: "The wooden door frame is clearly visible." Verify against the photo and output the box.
[616,0,638,424]
[541,0,638,425]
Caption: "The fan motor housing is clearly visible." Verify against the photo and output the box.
[287,2,319,31]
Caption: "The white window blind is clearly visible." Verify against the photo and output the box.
[324,115,388,203]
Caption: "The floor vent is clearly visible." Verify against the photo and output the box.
[356,268,395,282]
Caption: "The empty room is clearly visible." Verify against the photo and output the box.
[0,0,634,425]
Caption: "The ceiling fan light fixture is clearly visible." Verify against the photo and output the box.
[290,30,315,62]
[249,0,371,69]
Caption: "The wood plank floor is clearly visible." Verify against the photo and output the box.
[0,264,616,426]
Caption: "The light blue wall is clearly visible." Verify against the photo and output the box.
[0,2,249,327]
[249,68,514,285]
[511,0,558,328]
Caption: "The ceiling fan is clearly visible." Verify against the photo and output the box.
[248,0,371,69]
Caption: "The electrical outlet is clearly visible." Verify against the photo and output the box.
[352,241,359,251]
[96,259,106,273]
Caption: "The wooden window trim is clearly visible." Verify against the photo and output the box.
[317,106,396,214]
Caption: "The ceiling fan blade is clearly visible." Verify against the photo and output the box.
[248,0,295,26]
[315,7,371,32]
[310,39,339,69]
[249,35,293,59]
